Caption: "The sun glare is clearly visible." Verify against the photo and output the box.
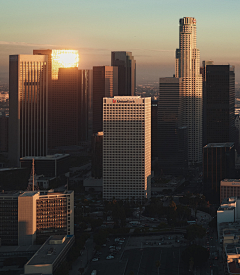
[51,50,79,80]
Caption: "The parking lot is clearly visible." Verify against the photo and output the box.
[85,234,189,275]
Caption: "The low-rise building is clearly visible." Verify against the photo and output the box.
[0,190,74,246]
[24,235,74,275]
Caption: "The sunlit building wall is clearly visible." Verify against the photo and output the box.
[9,55,48,167]
[111,51,136,96]
[0,190,74,246]
[103,96,151,201]
[175,17,202,165]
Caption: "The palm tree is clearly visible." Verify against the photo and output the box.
[156,260,161,275]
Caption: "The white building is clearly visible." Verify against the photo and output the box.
[217,197,240,235]
[175,17,202,165]
[103,96,151,201]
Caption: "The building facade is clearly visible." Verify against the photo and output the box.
[220,179,240,203]
[205,65,235,145]
[0,190,74,246]
[111,51,136,96]
[9,55,48,167]
[33,49,79,149]
[175,17,202,165]
[103,96,151,201]
[92,66,118,134]
[78,69,93,142]
[158,77,187,174]
[203,142,235,203]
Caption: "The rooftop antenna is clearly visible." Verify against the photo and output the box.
[27,158,39,191]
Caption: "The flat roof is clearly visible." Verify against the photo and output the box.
[26,235,74,266]
[20,154,69,161]
[204,142,234,148]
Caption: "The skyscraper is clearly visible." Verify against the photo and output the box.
[103,96,151,201]
[205,65,235,144]
[33,49,79,149]
[78,69,93,142]
[111,51,136,96]
[158,77,188,174]
[175,17,202,165]
[9,55,48,167]
[92,66,118,134]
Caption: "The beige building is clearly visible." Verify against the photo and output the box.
[0,190,74,246]
[175,17,202,165]
[24,235,75,275]
[103,96,151,201]
[220,179,240,203]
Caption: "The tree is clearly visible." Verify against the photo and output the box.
[186,224,206,241]
[182,244,209,268]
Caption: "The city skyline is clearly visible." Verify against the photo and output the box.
[1,0,240,84]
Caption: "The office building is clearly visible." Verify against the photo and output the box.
[200,60,214,146]
[220,179,240,203]
[151,100,158,158]
[33,49,79,149]
[175,17,202,165]
[205,65,235,145]
[20,154,70,178]
[91,132,103,179]
[78,69,93,142]
[9,55,48,167]
[111,51,136,96]
[92,66,118,133]
[24,235,75,275]
[0,190,74,246]
[0,115,8,152]
[158,77,188,174]
[203,142,235,203]
[103,96,151,201]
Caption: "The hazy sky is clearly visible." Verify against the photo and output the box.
[1,0,240,84]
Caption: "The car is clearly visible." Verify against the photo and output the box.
[115,238,120,242]
[102,244,107,247]
[109,246,115,249]
[92,258,98,262]
[106,255,114,260]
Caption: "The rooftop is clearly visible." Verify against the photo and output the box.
[20,154,69,161]
[26,235,74,266]
[204,142,234,148]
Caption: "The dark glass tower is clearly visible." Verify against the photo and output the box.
[206,65,235,144]
[111,51,136,96]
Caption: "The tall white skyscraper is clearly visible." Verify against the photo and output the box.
[103,96,151,201]
[175,17,202,165]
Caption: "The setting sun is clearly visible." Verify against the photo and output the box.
[51,49,79,79]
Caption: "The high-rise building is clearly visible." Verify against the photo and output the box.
[92,66,118,134]
[200,60,214,146]
[9,55,48,167]
[0,115,8,153]
[91,132,103,179]
[151,100,158,158]
[111,51,136,96]
[103,96,151,201]
[78,69,93,142]
[33,49,79,149]
[175,17,202,165]
[158,77,188,174]
[205,65,235,145]
[203,142,235,203]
